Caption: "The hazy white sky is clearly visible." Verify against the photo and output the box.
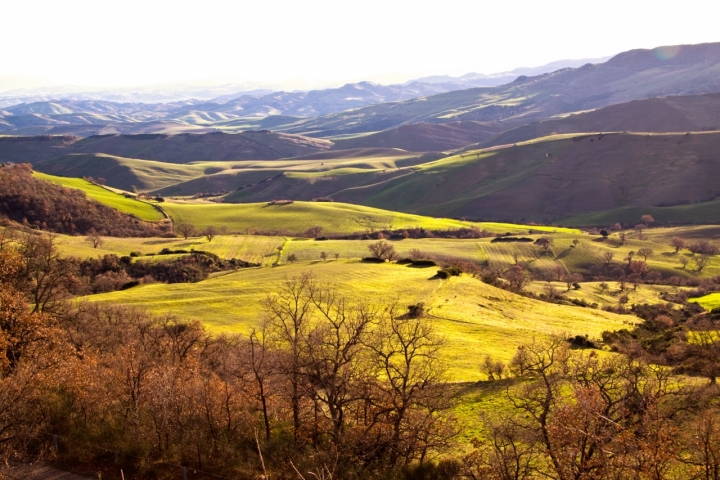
[2,0,719,90]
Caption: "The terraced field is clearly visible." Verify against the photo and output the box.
[33,172,165,221]
[85,260,633,381]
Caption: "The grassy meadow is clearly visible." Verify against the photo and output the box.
[692,292,720,310]
[160,201,577,236]
[55,233,285,266]
[84,260,633,381]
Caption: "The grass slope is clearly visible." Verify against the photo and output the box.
[472,93,720,149]
[331,122,502,152]
[33,172,164,221]
[0,131,333,165]
[55,234,285,266]
[692,293,720,310]
[35,153,208,191]
[219,131,720,225]
[161,201,576,236]
[84,261,633,381]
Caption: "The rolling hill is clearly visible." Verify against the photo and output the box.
[472,92,720,149]
[35,153,208,191]
[331,121,502,151]
[219,131,720,224]
[0,130,333,164]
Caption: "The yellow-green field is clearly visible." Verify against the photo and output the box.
[526,280,689,309]
[54,227,719,280]
[161,201,578,236]
[692,293,720,310]
[84,260,634,381]
[55,234,285,266]
[33,171,579,236]
[33,172,164,221]
[283,237,485,262]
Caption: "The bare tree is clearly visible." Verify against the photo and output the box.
[263,273,315,444]
[602,251,614,266]
[364,311,450,466]
[619,232,627,245]
[368,240,398,261]
[536,237,553,255]
[637,247,654,261]
[641,214,655,225]
[625,251,635,265]
[695,255,710,272]
[670,237,686,253]
[85,232,104,249]
[202,226,218,242]
[481,355,506,381]
[176,222,196,239]
[504,266,530,292]
[679,256,689,269]
[320,251,327,261]
[563,273,583,292]
[544,282,559,299]
[618,294,629,308]
[287,253,298,263]
[634,224,647,239]
[304,285,379,446]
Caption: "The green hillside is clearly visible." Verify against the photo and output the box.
[161,201,576,236]
[0,131,333,165]
[33,172,165,221]
[473,93,720,149]
[220,131,720,225]
[36,153,209,191]
[562,200,720,226]
[157,149,421,197]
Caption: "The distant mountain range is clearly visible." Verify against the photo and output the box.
[5,41,720,226]
[274,42,720,137]
[406,56,611,88]
[0,56,616,135]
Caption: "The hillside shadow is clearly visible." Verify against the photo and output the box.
[141,239,183,245]
[449,378,519,399]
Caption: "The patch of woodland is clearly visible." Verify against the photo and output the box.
[603,301,720,383]
[0,163,170,237]
[76,250,256,294]
[0,238,457,478]
[1,231,254,299]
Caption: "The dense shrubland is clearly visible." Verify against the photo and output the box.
[0,237,455,478]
